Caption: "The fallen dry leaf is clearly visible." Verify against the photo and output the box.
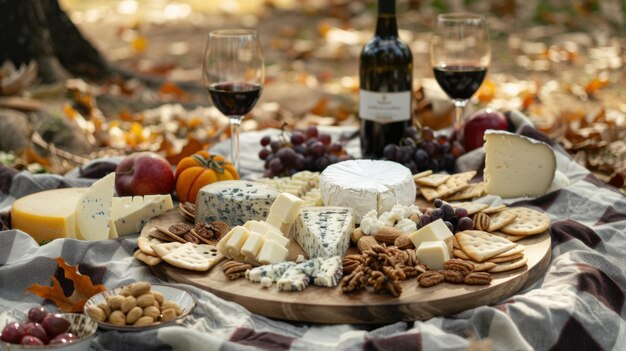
[27,257,106,312]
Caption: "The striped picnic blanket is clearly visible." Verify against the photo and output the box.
[1,116,625,350]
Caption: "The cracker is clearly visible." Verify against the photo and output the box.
[420,177,469,202]
[489,232,526,242]
[147,227,176,242]
[161,243,210,271]
[454,171,477,182]
[481,204,507,214]
[462,260,497,272]
[452,236,460,249]
[153,242,184,258]
[414,173,451,187]
[453,249,470,260]
[488,256,528,273]
[455,230,516,262]
[487,210,518,232]
[446,182,485,201]
[413,170,433,180]
[493,245,524,258]
[133,250,162,266]
[500,207,551,236]
[154,225,187,243]
[194,244,226,270]
[487,252,524,263]
[450,202,489,216]
[137,236,158,256]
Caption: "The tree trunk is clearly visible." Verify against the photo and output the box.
[0,0,109,82]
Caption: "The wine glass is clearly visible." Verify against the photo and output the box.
[430,13,490,142]
[203,29,264,172]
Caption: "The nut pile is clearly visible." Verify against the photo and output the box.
[417,259,492,287]
[86,282,183,327]
[341,244,426,297]
[150,220,230,245]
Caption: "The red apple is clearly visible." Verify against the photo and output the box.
[115,152,175,196]
[463,109,508,151]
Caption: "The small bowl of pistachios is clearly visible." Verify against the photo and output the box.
[83,282,195,331]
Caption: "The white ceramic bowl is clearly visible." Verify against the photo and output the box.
[83,283,195,331]
[0,313,97,351]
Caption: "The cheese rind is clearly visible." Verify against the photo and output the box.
[416,241,450,270]
[407,219,453,254]
[294,206,355,258]
[320,160,416,223]
[195,180,279,227]
[484,130,557,198]
[74,173,116,241]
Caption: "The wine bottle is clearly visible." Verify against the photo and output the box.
[359,0,413,159]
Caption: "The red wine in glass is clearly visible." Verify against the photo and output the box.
[208,82,262,117]
[433,65,487,100]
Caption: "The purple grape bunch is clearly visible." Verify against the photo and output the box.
[418,198,474,233]
[258,125,352,178]
[383,126,466,174]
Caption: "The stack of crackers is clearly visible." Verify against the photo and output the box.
[133,230,225,272]
[414,171,484,202]
[449,202,551,242]
[452,231,528,273]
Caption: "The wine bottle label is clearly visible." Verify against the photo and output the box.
[359,90,411,123]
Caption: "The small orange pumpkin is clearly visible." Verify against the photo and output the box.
[175,151,239,203]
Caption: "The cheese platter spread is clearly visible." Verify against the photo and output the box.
[136,165,552,324]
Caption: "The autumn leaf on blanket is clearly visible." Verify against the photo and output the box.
[27,258,106,312]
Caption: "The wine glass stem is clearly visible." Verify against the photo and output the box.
[452,99,467,141]
[229,117,242,172]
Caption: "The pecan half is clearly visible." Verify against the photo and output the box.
[383,265,406,281]
[181,202,196,215]
[417,271,444,287]
[443,259,475,275]
[342,254,365,275]
[222,261,252,280]
[473,212,491,231]
[396,264,419,278]
[464,272,492,285]
[440,270,464,284]
[169,223,191,236]
[341,265,367,293]
[193,223,216,240]
[182,232,200,244]
[209,221,230,239]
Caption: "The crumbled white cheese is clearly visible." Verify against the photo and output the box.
[395,218,417,234]
[296,254,305,263]
[360,210,384,235]
[260,277,273,288]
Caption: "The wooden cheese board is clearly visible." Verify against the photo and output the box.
[141,209,551,324]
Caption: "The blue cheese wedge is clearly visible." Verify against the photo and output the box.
[294,206,355,258]
[277,266,310,292]
[195,180,279,227]
[313,256,343,287]
[246,261,295,282]
[294,257,322,276]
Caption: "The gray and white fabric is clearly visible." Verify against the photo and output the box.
[1,117,625,350]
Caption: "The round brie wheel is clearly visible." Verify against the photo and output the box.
[320,159,416,223]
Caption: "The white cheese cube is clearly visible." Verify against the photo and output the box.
[416,241,450,270]
[265,212,293,237]
[268,193,304,225]
[407,219,453,254]
[224,226,250,257]
[244,220,289,247]
[257,239,289,265]
[240,231,265,260]
[484,130,557,198]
